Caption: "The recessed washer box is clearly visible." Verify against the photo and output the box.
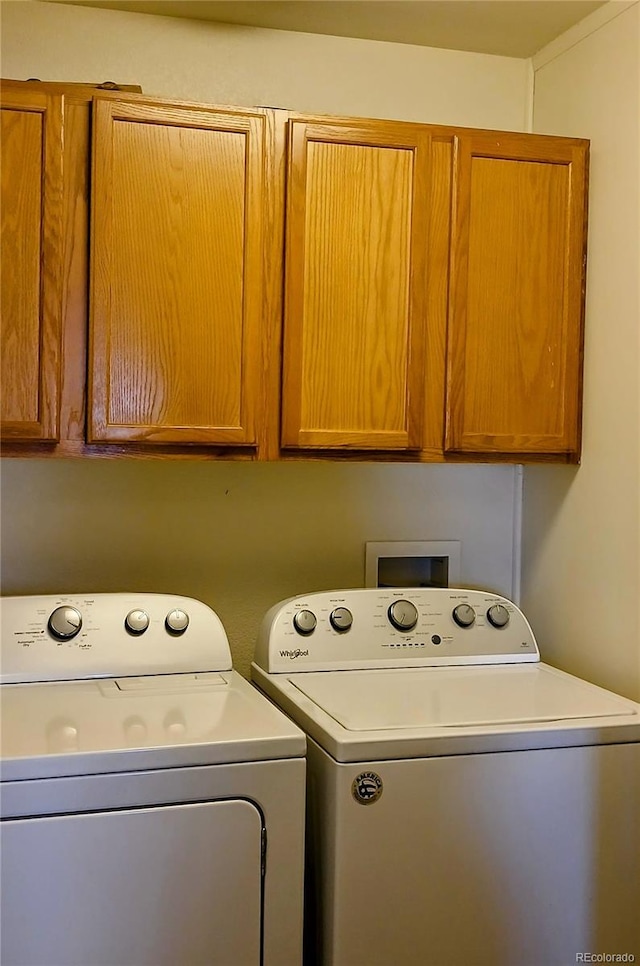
[365,541,461,589]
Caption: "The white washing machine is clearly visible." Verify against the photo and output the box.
[251,588,640,966]
[1,593,306,966]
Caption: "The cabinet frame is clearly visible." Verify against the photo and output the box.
[1,86,64,441]
[88,96,270,447]
[280,116,431,451]
[445,131,589,458]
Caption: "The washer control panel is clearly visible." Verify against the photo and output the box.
[0,594,231,683]
[254,588,539,673]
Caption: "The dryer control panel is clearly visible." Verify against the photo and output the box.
[254,588,539,673]
[0,594,232,683]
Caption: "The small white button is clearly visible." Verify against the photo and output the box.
[293,610,317,635]
[125,610,149,634]
[452,603,476,628]
[166,609,189,634]
[487,604,510,628]
[330,607,353,632]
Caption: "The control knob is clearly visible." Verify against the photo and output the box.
[48,606,83,640]
[329,607,353,632]
[487,604,510,629]
[388,600,419,632]
[452,603,476,628]
[165,609,189,635]
[125,610,149,635]
[293,610,317,635]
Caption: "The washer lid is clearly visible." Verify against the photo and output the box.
[290,664,639,730]
[1,670,305,782]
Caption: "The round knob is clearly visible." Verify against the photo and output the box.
[329,607,353,633]
[48,605,82,640]
[487,604,510,629]
[293,610,317,635]
[388,600,419,632]
[452,603,476,628]
[165,609,189,635]
[125,609,149,635]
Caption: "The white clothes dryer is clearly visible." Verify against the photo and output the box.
[1,593,306,966]
[252,588,640,966]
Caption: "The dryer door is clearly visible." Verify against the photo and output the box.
[1,799,264,966]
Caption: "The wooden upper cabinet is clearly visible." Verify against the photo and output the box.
[89,97,268,446]
[1,87,63,441]
[1,81,589,464]
[446,131,589,459]
[281,118,430,450]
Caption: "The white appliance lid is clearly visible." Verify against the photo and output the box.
[289,664,639,731]
[1,670,305,782]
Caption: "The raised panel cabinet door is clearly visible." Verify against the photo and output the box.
[89,98,267,445]
[446,131,589,459]
[1,87,63,441]
[281,119,430,451]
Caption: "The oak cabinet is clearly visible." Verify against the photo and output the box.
[279,119,588,461]
[445,131,588,459]
[280,117,430,452]
[0,85,63,441]
[0,80,589,463]
[0,79,144,454]
[0,83,275,457]
[89,97,270,448]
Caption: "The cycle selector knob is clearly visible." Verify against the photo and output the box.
[165,609,189,635]
[487,604,510,628]
[330,607,353,632]
[48,606,83,640]
[125,609,149,635]
[388,600,419,631]
[452,603,476,628]
[293,610,317,635]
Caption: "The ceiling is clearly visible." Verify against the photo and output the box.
[49,0,608,58]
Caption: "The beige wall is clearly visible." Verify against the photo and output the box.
[522,2,640,700]
[0,0,530,676]
[0,0,530,127]
[1,460,520,677]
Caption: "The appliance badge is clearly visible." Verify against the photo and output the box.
[352,771,383,805]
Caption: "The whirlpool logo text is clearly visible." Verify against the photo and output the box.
[279,649,310,659]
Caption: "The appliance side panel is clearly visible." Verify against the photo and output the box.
[307,742,640,966]
[0,758,306,966]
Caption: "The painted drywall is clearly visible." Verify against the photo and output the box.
[0,0,529,677]
[0,0,530,128]
[522,2,640,700]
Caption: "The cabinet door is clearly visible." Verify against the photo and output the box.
[446,132,588,459]
[89,98,267,446]
[281,119,430,451]
[1,88,63,441]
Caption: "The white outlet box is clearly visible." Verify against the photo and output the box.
[365,541,461,589]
